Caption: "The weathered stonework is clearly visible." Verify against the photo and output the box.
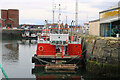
[80,35,120,77]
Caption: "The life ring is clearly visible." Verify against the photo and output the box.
[39,46,44,51]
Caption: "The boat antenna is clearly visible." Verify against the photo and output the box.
[75,0,78,29]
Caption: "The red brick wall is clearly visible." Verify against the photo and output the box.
[1,10,7,27]
[1,9,19,27]
[5,19,14,27]
[8,9,19,27]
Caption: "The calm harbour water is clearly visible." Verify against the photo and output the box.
[2,40,36,78]
[2,39,85,79]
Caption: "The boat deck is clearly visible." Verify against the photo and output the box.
[45,64,77,70]
[37,55,80,59]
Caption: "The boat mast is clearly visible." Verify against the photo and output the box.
[58,4,61,34]
[58,4,61,24]
[75,0,78,29]
[52,0,56,23]
[66,16,67,24]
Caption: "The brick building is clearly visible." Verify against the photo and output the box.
[1,9,19,28]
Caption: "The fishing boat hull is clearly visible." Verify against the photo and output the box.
[32,54,84,68]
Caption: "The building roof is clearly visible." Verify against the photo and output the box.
[99,1,120,23]
[100,1,120,13]
[89,19,100,23]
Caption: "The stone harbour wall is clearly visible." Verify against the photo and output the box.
[80,35,120,77]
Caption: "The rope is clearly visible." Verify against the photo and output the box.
[34,56,53,64]
[65,49,87,64]
[0,64,8,80]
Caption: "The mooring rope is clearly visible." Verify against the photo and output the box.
[0,64,8,80]
[65,49,87,64]
[34,56,53,64]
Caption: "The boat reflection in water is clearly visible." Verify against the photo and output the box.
[21,39,37,45]
[32,65,82,80]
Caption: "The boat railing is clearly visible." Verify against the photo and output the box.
[37,41,81,44]
[38,41,50,43]
[37,51,61,53]
[68,41,81,44]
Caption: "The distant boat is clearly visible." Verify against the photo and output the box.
[22,31,37,39]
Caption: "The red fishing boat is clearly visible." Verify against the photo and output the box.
[32,20,83,70]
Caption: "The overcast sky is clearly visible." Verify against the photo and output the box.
[0,0,119,25]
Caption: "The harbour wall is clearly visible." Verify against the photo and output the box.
[80,35,120,78]
[2,29,41,39]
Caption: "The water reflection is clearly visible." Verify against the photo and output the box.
[21,39,37,46]
[2,40,36,78]
[32,66,82,80]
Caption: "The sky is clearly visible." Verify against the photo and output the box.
[0,0,119,25]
